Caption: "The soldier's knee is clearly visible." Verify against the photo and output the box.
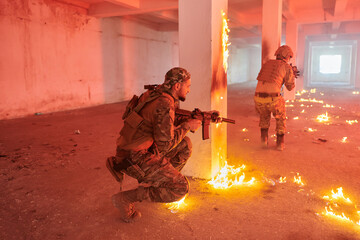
[183,136,192,153]
[172,176,189,201]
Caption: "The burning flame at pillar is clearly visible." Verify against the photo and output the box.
[208,161,256,189]
[221,10,230,73]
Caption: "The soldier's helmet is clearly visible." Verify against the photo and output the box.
[163,67,191,89]
[275,45,293,59]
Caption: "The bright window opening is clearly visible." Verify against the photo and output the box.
[319,55,342,74]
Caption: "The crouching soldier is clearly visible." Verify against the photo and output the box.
[107,67,202,222]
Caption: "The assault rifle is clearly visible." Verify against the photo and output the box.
[290,64,300,78]
[144,84,236,140]
[176,108,235,140]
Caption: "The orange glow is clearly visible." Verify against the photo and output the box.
[352,91,360,95]
[293,173,305,186]
[208,161,256,189]
[320,187,360,226]
[346,120,358,125]
[300,109,305,113]
[165,196,187,212]
[341,137,348,143]
[323,187,352,203]
[310,88,317,93]
[298,98,324,104]
[305,127,317,132]
[295,90,308,96]
[221,11,230,73]
[279,177,287,183]
[323,104,335,108]
[293,116,299,120]
[323,206,352,222]
[316,112,330,123]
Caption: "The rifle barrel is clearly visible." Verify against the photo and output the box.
[221,117,235,124]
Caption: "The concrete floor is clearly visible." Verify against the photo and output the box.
[1,82,360,239]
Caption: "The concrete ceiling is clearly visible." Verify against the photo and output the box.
[57,0,360,38]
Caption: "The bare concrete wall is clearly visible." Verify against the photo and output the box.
[0,0,178,119]
[228,45,261,84]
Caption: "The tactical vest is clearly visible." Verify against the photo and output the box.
[117,90,174,151]
[257,59,288,88]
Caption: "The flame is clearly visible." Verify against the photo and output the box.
[310,88,317,93]
[323,206,352,222]
[298,98,324,104]
[242,128,248,132]
[286,104,294,107]
[301,109,305,113]
[293,116,299,120]
[316,112,330,123]
[323,104,335,108]
[279,177,287,183]
[305,127,317,132]
[346,120,358,125]
[341,137,348,143]
[221,10,230,73]
[165,196,187,212]
[295,90,308,96]
[320,187,360,226]
[208,161,255,189]
[323,187,352,203]
[293,173,305,186]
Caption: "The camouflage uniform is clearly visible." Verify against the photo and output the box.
[109,67,192,203]
[254,59,295,134]
[254,95,286,134]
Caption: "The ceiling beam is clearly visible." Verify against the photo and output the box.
[322,0,336,16]
[334,0,348,16]
[105,0,140,8]
[55,0,90,9]
[150,10,178,23]
[282,0,295,20]
[89,0,177,18]
[228,12,262,29]
[294,7,360,24]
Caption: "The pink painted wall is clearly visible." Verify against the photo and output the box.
[0,0,179,119]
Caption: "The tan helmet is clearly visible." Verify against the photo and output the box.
[274,45,293,59]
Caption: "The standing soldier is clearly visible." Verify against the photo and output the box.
[254,45,297,151]
[107,67,202,223]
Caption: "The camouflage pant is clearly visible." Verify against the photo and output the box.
[254,96,286,134]
[119,136,192,203]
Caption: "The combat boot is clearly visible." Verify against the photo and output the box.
[260,128,269,148]
[111,187,147,223]
[276,134,285,151]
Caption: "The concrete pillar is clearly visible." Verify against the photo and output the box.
[284,20,298,100]
[179,0,228,179]
[261,0,282,64]
[296,26,305,91]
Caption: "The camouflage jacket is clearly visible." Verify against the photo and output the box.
[116,89,191,154]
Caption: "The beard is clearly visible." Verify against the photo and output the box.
[179,96,186,102]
